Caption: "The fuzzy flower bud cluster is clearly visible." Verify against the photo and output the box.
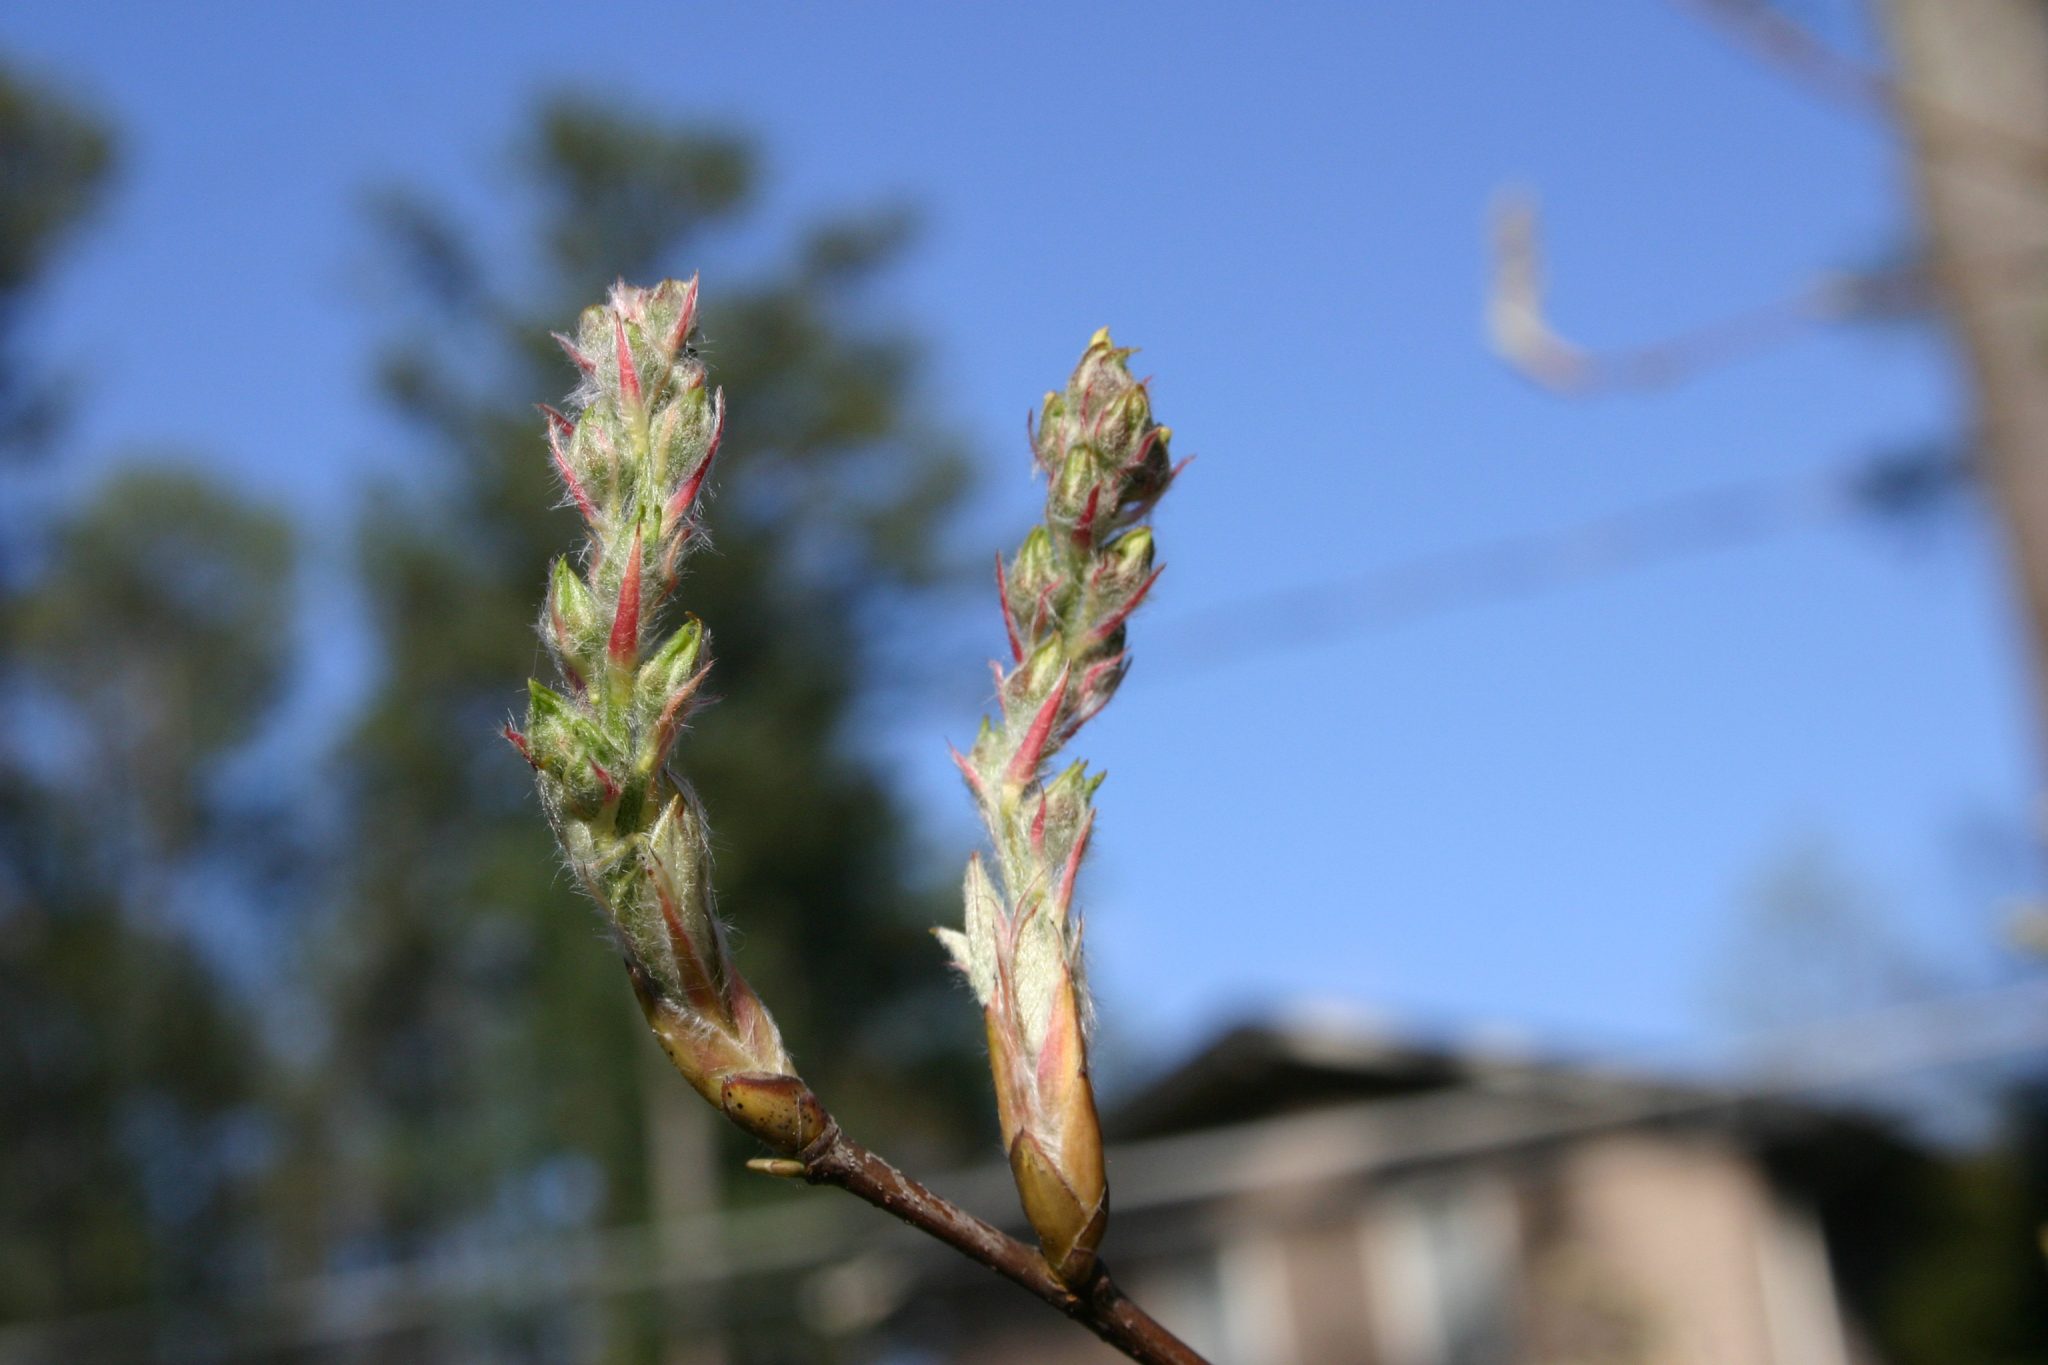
[937,329,1181,1284]
[508,279,823,1156]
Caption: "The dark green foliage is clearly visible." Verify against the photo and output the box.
[0,66,291,1340]
[1879,1087,2048,1365]
[1,469,294,1328]
[0,67,110,296]
[17,470,294,847]
[0,832,257,1321]
[1772,1091,2048,1365]
[0,64,113,455]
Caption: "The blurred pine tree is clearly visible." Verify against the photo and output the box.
[0,61,110,459]
[0,61,293,1340]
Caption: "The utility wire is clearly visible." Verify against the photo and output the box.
[1144,449,1970,680]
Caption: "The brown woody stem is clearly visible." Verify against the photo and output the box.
[790,1119,1208,1365]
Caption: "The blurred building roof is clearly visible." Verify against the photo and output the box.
[1106,1012,1792,1147]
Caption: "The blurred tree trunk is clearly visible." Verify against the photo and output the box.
[643,1048,728,1365]
[1885,0,2048,773]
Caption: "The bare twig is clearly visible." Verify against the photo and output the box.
[1681,0,2048,178]
[1487,191,1905,394]
[1486,190,2048,398]
[745,1108,1207,1364]
[1681,0,1899,112]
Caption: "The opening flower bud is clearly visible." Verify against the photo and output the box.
[520,279,808,1178]
[1020,635,1067,698]
[1071,331,1131,408]
[1053,446,1101,519]
[1011,527,1059,602]
[1040,761,1104,835]
[524,680,578,775]
[547,557,601,666]
[636,617,705,711]
[1108,528,1154,583]
[652,274,700,355]
[1033,393,1069,470]
[1105,387,1151,449]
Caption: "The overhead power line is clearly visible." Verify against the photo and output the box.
[1145,448,1972,678]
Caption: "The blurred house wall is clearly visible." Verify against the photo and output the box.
[930,1023,1868,1365]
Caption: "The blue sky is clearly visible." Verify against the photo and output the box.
[4,1,2033,1074]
